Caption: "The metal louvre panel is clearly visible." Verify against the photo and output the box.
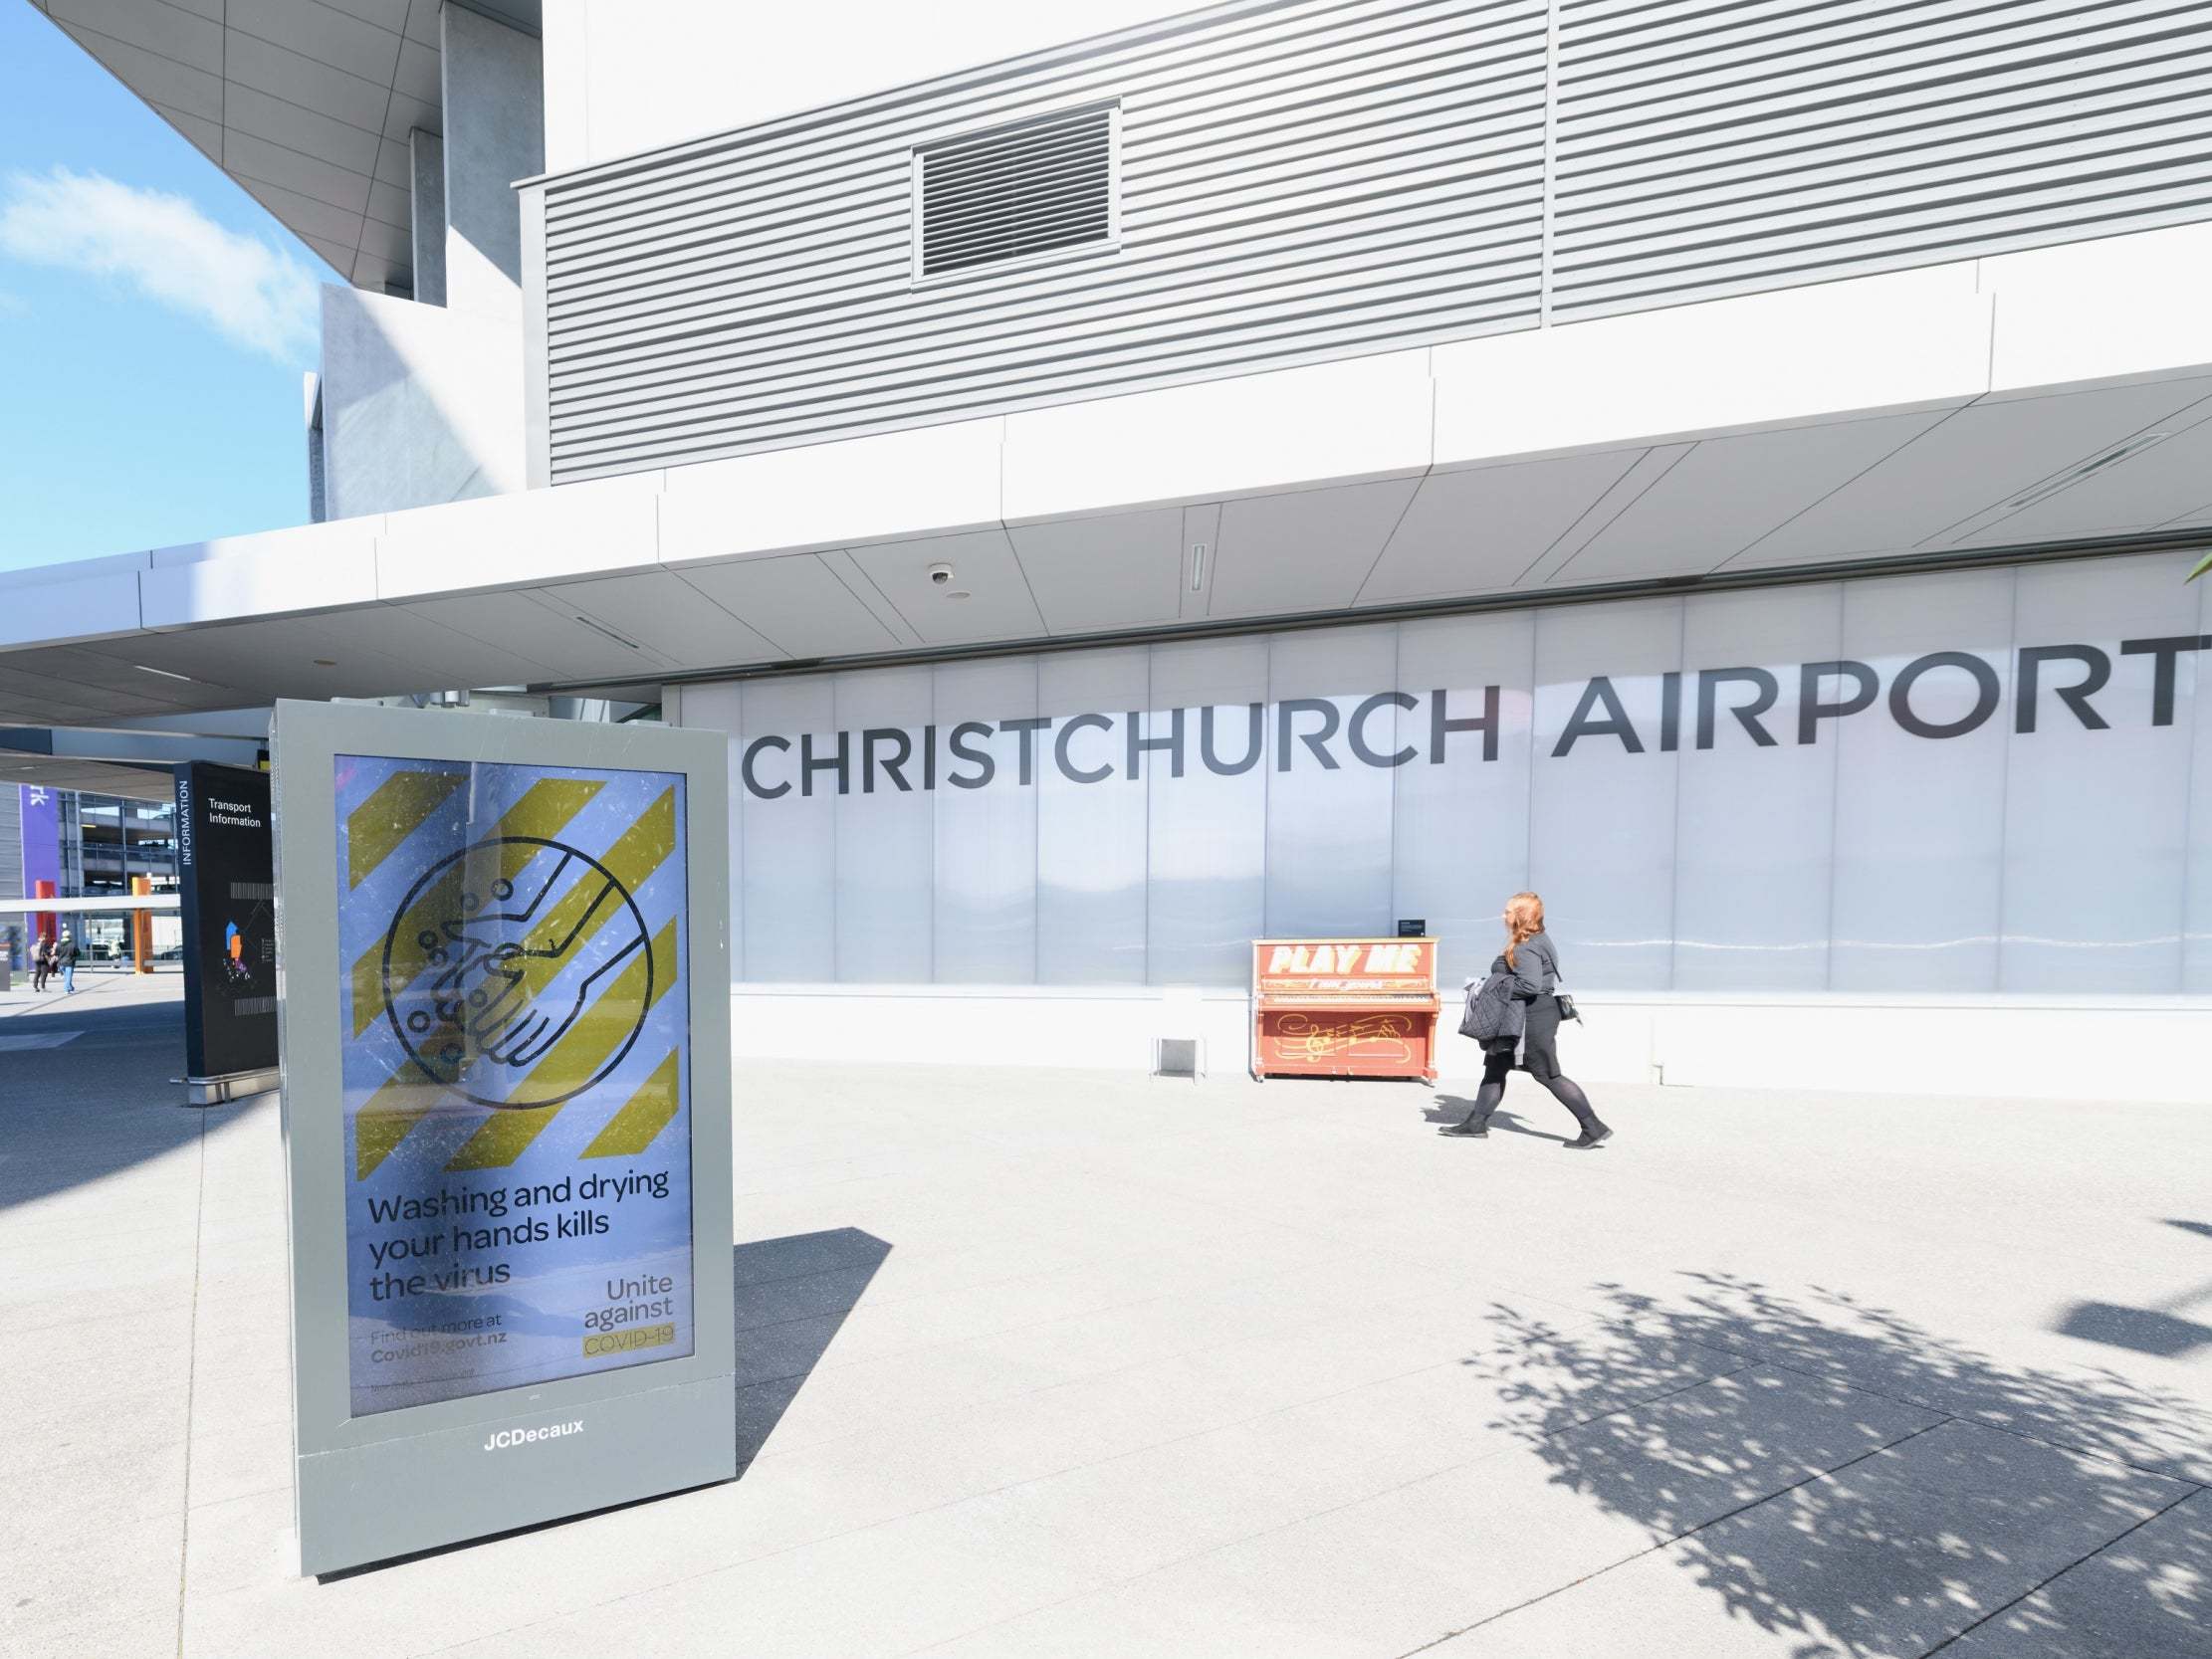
[542,0,1547,482]
[552,298,1537,476]
[542,1,1509,269]
[541,0,2212,483]
[548,194,1539,417]
[545,0,1492,216]
[545,208,1537,444]
[1552,0,2212,319]
[547,68,1539,338]
[548,226,1539,452]
[552,231,1538,446]
[545,79,1534,346]
[549,126,1542,374]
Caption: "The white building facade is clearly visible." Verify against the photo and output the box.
[14,0,2212,1100]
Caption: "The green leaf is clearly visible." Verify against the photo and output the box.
[2192,550,2212,582]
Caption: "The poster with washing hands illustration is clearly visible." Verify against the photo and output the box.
[334,753,694,1416]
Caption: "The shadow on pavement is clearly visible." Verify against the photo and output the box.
[1428,1094,1571,1142]
[733,1227,891,1469]
[1465,1274,2211,1655]
[324,1229,895,1579]
[0,984,232,1213]
[2052,1219,2212,1360]
[2055,1301,2212,1359]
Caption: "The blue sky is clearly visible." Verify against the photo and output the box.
[0,5,333,572]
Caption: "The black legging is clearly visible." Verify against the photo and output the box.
[1469,1045,1603,1136]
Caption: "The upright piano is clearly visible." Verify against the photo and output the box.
[1250,936,1441,1082]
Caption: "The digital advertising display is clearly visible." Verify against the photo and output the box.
[273,701,733,1577]
[334,753,696,1416]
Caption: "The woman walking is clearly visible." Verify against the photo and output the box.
[1440,892,1614,1149]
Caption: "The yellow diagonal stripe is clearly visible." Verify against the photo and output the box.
[353,1105,438,1184]
[349,777,608,1177]
[443,919,680,1170]
[346,768,465,890]
[350,777,607,1039]
[581,1050,681,1159]
[485,789,677,1029]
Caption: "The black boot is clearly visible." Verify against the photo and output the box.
[1438,1113,1489,1138]
[1546,1075,1612,1149]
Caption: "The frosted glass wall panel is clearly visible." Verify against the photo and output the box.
[1830,569,2011,992]
[1264,626,1398,939]
[2189,570,2212,993]
[1392,611,1536,990]
[735,676,836,980]
[682,682,752,984]
[1530,597,1681,990]
[1671,585,1842,991]
[2003,555,2197,992]
[832,667,934,981]
[933,658,1039,982]
[1038,647,1150,984]
[1147,636,1269,985]
[685,549,2210,996]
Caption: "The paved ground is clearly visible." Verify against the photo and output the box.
[4,974,2209,1658]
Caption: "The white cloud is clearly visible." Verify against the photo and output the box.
[0,166,318,361]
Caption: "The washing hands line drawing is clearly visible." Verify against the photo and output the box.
[381,835,654,1108]
[428,850,646,1069]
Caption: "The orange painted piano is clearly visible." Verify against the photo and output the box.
[1249,936,1440,1082]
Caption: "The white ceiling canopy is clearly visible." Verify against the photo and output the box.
[3,370,2208,729]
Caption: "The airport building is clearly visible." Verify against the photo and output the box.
[9,0,2212,1100]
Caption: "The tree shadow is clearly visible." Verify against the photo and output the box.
[1464,1275,2211,1655]
[732,1227,891,1470]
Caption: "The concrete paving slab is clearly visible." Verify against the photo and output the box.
[10,982,2211,1659]
[1435,1418,2192,1657]
[2,1509,184,1659]
[1943,1484,2212,1657]
[926,1364,1942,1658]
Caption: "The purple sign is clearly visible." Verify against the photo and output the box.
[19,784,61,948]
[19,783,60,890]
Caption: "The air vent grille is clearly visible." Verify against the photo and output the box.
[916,104,1116,279]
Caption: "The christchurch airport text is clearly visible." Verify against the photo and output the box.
[737,635,2212,798]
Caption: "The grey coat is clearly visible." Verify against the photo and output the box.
[1504,932,1560,997]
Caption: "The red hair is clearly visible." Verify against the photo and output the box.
[1503,891,1544,967]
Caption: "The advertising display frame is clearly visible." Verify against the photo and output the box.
[271,701,734,1577]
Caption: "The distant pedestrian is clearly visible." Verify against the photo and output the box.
[1440,892,1614,1149]
[57,930,80,995]
[30,934,52,992]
